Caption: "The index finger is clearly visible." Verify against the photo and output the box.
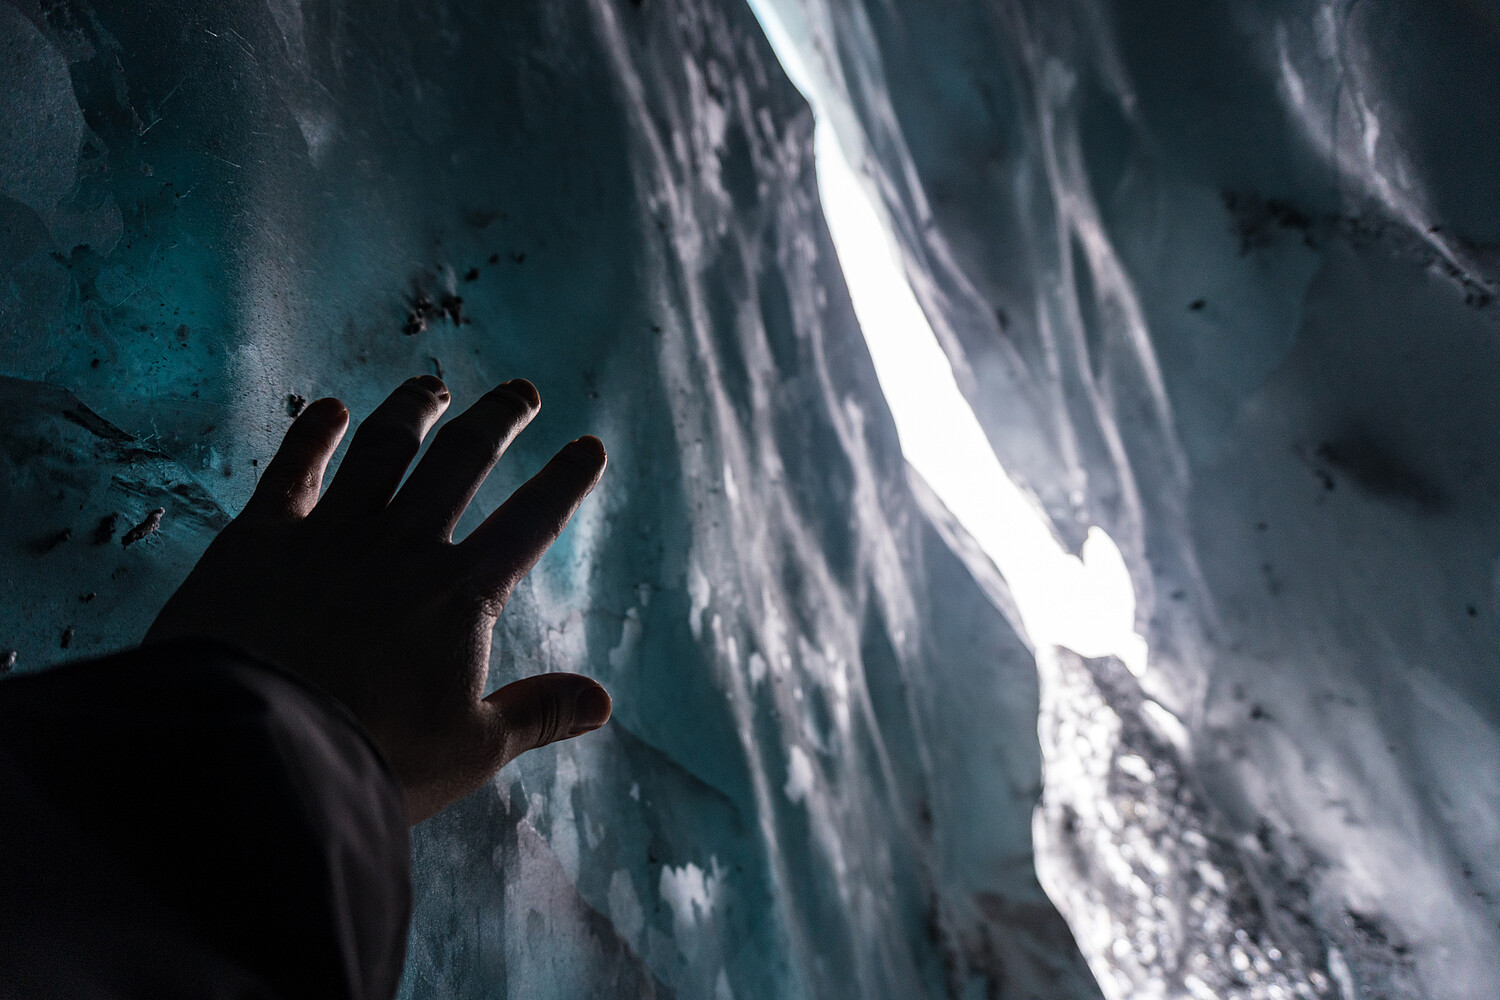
[459,436,606,597]
[241,398,350,521]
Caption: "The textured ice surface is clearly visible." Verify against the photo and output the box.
[0,1,1097,998]
[753,0,1500,997]
[8,1,1499,997]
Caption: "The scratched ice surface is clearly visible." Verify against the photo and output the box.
[756,0,1500,997]
[0,2,1098,998]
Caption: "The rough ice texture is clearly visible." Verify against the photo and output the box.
[758,0,1500,996]
[0,2,1098,998]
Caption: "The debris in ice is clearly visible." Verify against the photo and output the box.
[121,508,165,547]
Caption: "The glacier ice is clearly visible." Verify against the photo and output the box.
[4,0,1499,998]
[0,1,1096,998]
[751,0,1500,997]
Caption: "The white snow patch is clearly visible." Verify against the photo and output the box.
[688,565,711,640]
[659,857,725,933]
[784,745,815,804]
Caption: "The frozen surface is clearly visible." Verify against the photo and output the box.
[753,0,1500,997]
[0,1,1096,998]
[8,0,1499,997]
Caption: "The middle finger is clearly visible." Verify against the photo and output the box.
[387,379,541,539]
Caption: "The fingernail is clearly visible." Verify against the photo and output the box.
[414,375,449,398]
[310,397,349,420]
[571,683,612,736]
[501,378,540,410]
[569,435,606,461]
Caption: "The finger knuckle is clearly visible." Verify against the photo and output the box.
[534,692,565,747]
[397,378,444,404]
[361,418,424,455]
[471,388,532,431]
[519,481,574,526]
[440,418,503,463]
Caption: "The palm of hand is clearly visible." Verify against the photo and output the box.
[147,376,610,823]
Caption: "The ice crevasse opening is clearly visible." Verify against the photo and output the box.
[744,0,1162,990]
[748,1,1500,999]
[743,1,1149,677]
[2,0,1499,998]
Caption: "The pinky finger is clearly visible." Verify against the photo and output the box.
[460,435,606,597]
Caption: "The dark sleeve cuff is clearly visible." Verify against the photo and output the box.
[0,639,411,1000]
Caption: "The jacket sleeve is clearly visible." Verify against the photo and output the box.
[0,638,412,1000]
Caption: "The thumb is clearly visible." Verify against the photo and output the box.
[484,673,612,767]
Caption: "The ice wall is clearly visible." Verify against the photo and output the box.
[0,1,1100,998]
[754,0,1500,996]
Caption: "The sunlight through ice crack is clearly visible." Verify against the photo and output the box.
[746,0,1148,678]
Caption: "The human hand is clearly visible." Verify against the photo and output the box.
[145,376,610,823]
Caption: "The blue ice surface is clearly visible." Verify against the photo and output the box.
[10,0,1497,996]
[755,0,1500,996]
[0,1,1097,998]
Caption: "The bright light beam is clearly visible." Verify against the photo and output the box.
[748,0,1148,676]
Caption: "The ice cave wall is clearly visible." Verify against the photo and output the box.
[0,1,1101,998]
[755,0,1500,997]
